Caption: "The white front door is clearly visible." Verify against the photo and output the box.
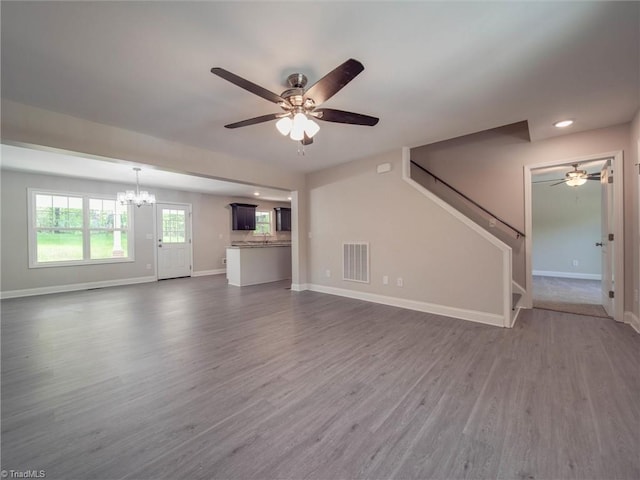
[600,161,614,317]
[156,203,192,280]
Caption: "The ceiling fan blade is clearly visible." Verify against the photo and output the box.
[532,178,564,184]
[211,68,286,105]
[301,133,314,146]
[304,58,364,105]
[224,113,281,129]
[550,180,568,186]
[314,108,379,126]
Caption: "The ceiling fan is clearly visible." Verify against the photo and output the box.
[210,58,379,146]
[534,164,600,187]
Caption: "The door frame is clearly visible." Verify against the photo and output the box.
[154,201,193,280]
[523,150,624,322]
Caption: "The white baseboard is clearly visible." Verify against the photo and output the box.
[290,283,309,292]
[533,270,602,281]
[624,311,640,334]
[306,284,506,328]
[1,275,157,299]
[192,268,226,277]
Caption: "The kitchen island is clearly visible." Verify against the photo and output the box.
[226,243,292,287]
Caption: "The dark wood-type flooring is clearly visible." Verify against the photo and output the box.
[2,275,639,479]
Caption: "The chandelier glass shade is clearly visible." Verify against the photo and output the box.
[117,168,156,207]
[276,112,320,141]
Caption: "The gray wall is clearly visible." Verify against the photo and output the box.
[306,149,507,319]
[532,179,601,277]
[0,169,290,294]
[410,122,634,311]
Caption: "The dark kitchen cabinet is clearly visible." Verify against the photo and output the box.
[230,203,257,230]
[274,207,291,232]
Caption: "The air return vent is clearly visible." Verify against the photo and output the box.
[343,242,369,283]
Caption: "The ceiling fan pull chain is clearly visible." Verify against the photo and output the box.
[297,143,305,156]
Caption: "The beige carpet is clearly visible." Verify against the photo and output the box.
[532,276,610,318]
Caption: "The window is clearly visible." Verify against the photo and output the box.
[29,189,133,267]
[161,209,186,243]
[253,210,272,236]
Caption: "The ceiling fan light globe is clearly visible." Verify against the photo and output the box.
[305,118,320,138]
[566,177,587,187]
[292,112,307,128]
[290,127,304,141]
[275,116,292,136]
[575,177,587,186]
[290,113,307,141]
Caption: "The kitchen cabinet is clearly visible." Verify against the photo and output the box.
[230,203,257,230]
[274,207,291,232]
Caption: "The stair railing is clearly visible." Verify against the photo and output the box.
[410,160,525,239]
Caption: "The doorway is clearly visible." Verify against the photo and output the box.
[156,202,192,280]
[524,152,624,322]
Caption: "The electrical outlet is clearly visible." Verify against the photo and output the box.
[572,259,579,267]
[325,269,331,278]
[383,275,389,285]
[489,218,496,228]
[396,277,403,287]
[222,258,227,265]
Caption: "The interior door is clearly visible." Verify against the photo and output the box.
[600,161,614,317]
[156,203,191,280]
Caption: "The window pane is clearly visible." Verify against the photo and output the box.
[90,231,128,259]
[162,209,185,243]
[36,194,83,228]
[36,230,83,262]
[254,211,271,235]
[90,198,118,229]
[256,212,270,223]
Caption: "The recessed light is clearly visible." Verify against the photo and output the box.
[287,196,292,201]
[253,192,260,196]
[553,119,574,128]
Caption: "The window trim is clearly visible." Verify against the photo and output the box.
[28,188,135,268]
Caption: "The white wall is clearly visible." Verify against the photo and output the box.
[532,179,601,278]
[0,169,290,295]
[306,149,508,325]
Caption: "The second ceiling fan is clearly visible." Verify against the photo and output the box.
[534,163,600,187]
[211,58,379,146]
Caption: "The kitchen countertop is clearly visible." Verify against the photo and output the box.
[227,242,292,249]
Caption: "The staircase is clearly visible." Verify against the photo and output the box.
[403,149,525,327]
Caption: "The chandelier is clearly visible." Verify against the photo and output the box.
[117,167,156,207]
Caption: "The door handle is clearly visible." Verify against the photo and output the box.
[595,242,603,247]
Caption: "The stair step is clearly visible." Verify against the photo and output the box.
[512,293,522,311]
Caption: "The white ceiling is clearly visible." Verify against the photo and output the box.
[1,1,638,178]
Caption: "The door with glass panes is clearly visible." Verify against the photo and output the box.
[156,203,191,279]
